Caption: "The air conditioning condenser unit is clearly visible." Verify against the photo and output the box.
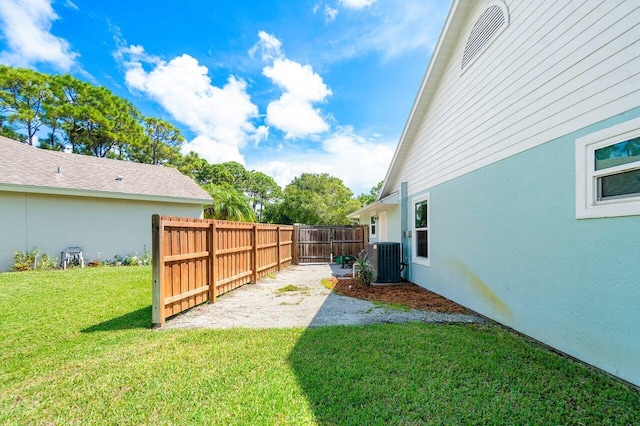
[367,242,401,283]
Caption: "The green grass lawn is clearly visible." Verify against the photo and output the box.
[1,267,638,425]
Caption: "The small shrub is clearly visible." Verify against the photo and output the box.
[11,248,38,271]
[10,247,58,271]
[355,253,374,287]
[123,255,140,266]
[111,247,152,267]
[140,246,151,266]
[37,253,59,270]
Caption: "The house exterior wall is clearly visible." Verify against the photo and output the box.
[0,192,204,271]
[403,108,640,387]
[388,0,640,195]
[362,205,401,245]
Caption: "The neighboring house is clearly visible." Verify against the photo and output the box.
[350,0,640,387]
[0,136,212,271]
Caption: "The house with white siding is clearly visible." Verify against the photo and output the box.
[0,136,212,271]
[350,0,640,387]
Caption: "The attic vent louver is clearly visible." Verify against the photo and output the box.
[461,1,509,73]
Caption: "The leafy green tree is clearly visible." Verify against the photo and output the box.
[245,171,282,222]
[38,132,65,151]
[183,159,249,188]
[175,151,207,182]
[266,173,361,225]
[46,74,144,157]
[0,116,27,142]
[203,184,257,222]
[129,117,184,165]
[84,94,144,159]
[0,66,51,145]
[357,180,383,206]
[43,74,81,151]
[209,161,248,188]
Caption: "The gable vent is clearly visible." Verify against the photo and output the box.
[461,1,509,72]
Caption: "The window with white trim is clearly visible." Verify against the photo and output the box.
[412,194,430,266]
[576,116,640,219]
[370,215,378,238]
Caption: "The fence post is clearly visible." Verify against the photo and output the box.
[252,224,258,283]
[209,220,217,303]
[362,224,369,251]
[292,225,299,264]
[329,227,334,263]
[151,214,164,327]
[276,226,281,271]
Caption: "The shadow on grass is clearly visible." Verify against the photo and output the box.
[82,305,152,332]
[287,323,640,424]
[287,324,447,424]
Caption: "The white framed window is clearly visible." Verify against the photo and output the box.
[576,116,640,219]
[370,215,378,238]
[412,194,430,266]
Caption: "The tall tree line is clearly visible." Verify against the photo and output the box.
[0,65,183,164]
[0,65,380,224]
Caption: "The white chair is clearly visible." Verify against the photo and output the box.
[60,247,84,269]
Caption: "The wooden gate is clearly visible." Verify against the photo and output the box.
[294,225,367,264]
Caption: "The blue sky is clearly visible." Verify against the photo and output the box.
[0,0,451,195]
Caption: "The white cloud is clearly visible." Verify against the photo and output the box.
[248,30,283,62]
[0,0,78,70]
[323,0,447,62]
[64,0,79,10]
[120,47,260,164]
[325,5,339,21]
[265,93,329,139]
[256,33,332,139]
[252,127,393,194]
[182,135,244,164]
[263,58,331,102]
[339,0,377,9]
[251,125,270,146]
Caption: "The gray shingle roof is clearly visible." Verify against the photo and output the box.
[0,136,212,203]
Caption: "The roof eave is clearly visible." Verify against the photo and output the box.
[0,183,213,205]
[348,191,400,219]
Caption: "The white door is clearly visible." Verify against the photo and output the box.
[379,211,387,242]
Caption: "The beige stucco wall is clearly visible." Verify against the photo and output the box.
[0,191,204,271]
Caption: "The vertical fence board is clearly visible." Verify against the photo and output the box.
[209,222,216,302]
[252,225,258,284]
[171,224,180,316]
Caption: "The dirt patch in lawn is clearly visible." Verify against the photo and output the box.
[329,277,471,314]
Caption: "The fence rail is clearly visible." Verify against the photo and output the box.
[152,215,294,326]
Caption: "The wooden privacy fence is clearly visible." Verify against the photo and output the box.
[152,215,294,326]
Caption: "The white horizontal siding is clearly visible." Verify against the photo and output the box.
[392,0,640,195]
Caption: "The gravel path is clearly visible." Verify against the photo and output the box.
[164,264,482,329]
